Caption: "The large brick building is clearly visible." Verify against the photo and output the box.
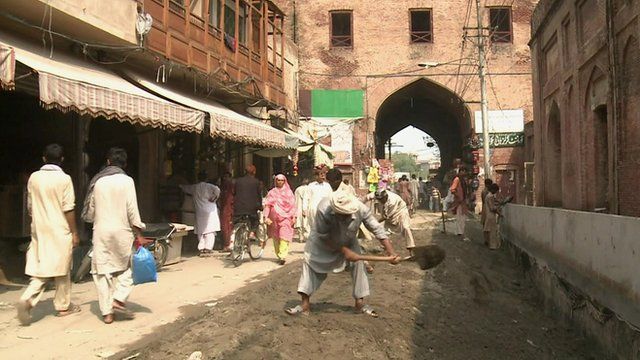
[288,0,537,200]
[530,0,640,216]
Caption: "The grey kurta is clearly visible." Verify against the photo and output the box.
[85,173,145,274]
[304,197,387,274]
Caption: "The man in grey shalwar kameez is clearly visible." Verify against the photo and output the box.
[286,168,399,317]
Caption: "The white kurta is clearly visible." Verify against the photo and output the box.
[86,174,145,275]
[304,181,333,230]
[180,182,220,235]
[294,184,308,228]
[25,165,75,277]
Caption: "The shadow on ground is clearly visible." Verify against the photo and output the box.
[115,211,607,360]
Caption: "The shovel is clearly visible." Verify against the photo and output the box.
[353,245,445,270]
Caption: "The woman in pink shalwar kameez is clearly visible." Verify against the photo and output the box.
[263,174,296,265]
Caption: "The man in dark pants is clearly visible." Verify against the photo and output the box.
[233,164,262,242]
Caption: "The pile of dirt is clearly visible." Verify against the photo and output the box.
[119,216,606,360]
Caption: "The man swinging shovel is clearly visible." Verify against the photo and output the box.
[286,169,444,318]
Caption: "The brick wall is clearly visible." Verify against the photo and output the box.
[290,0,536,197]
[530,0,640,216]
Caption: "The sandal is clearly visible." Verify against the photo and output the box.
[365,262,374,274]
[112,301,135,319]
[56,303,81,317]
[358,304,379,318]
[16,300,32,326]
[285,305,308,316]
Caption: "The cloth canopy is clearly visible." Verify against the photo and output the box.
[128,74,294,149]
[0,33,204,133]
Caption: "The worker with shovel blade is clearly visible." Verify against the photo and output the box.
[285,168,400,318]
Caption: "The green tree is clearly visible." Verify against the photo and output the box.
[392,152,421,174]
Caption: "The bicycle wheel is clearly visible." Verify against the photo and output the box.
[73,250,92,283]
[248,224,266,260]
[231,223,248,266]
[153,241,169,270]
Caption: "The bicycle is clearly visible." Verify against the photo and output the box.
[230,212,267,266]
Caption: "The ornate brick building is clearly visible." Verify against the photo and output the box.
[530,0,640,216]
[289,0,537,200]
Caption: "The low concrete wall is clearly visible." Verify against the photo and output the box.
[501,204,640,358]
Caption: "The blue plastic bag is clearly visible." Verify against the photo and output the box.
[132,247,157,285]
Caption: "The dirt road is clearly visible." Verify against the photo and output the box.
[121,212,606,360]
[0,241,307,359]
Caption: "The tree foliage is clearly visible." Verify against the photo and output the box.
[392,152,421,174]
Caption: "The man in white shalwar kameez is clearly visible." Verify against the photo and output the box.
[17,144,81,325]
[180,172,221,256]
[304,167,333,232]
[285,169,399,317]
[83,148,145,324]
[294,178,309,242]
[409,175,420,215]
[363,189,417,257]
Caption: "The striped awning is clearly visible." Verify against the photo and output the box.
[0,33,204,133]
[128,75,294,149]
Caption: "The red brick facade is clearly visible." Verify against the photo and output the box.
[530,0,640,216]
[290,0,536,200]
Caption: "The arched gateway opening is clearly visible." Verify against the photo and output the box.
[375,78,472,178]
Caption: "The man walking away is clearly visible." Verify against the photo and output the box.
[409,174,420,214]
[480,179,493,227]
[294,178,310,242]
[233,164,262,238]
[286,169,399,317]
[181,171,221,257]
[83,147,146,324]
[17,144,81,325]
[363,189,417,257]
[430,186,441,212]
[449,167,469,241]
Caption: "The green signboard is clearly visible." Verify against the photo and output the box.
[477,132,524,148]
[311,89,364,117]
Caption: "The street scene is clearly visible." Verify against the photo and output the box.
[1,0,639,359]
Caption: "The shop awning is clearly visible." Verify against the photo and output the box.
[0,34,205,133]
[128,75,294,149]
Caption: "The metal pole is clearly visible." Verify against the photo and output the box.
[476,0,491,177]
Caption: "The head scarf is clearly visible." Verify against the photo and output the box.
[264,174,296,218]
[330,182,360,215]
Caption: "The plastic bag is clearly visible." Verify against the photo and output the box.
[132,246,157,285]
[442,190,454,211]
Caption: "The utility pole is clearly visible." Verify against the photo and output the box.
[475,0,491,177]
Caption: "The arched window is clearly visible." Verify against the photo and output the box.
[544,102,562,207]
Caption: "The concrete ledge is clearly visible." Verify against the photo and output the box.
[501,204,640,359]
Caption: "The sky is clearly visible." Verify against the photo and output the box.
[390,126,440,161]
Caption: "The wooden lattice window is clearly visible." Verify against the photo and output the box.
[489,7,512,43]
[330,11,352,48]
[410,9,433,43]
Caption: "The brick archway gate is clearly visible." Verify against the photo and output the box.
[373,77,472,179]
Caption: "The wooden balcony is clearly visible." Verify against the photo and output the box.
[143,0,286,106]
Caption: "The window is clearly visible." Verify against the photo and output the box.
[190,0,203,18]
[209,0,221,29]
[330,11,352,47]
[489,7,512,43]
[410,9,433,43]
[238,2,248,45]
[224,0,235,37]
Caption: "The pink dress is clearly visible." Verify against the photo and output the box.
[263,175,296,241]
